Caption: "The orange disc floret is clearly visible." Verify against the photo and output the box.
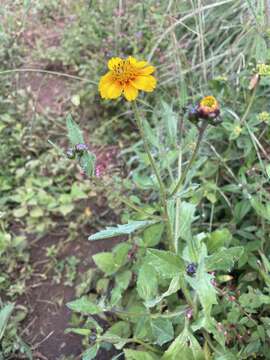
[98,56,157,101]
[197,96,220,119]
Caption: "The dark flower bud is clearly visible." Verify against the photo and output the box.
[75,143,88,154]
[66,148,75,159]
[186,263,197,276]
[187,106,200,124]
[197,96,220,122]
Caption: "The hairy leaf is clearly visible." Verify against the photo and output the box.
[89,220,156,241]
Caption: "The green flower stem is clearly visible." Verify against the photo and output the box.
[132,101,174,247]
[240,83,257,125]
[170,122,208,198]
[174,147,182,253]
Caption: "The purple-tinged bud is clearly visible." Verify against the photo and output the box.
[66,148,75,159]
[186,263,197,276]
[75,143,88,154]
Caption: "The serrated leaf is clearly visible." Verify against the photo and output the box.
[80,151,96,177]
[162,324,204,360]
[101,321,130,349]
[205,246,244,272]
[88,220,156,241]
[66,297,102,315]
[92,252,119,275]
[143,223,164,247]
[137,264,158,301]
[145,275,181,308]
[66,114,84,146]
[177,202,197,242]
[147,249,184,279]
[151,318,174,346]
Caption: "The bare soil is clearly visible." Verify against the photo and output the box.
[14,8,121,360]
[20,231,120,360]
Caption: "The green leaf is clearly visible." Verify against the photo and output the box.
[124,349,159,360]
[65,328,91,336]
[162,325,204,360]
[187,253,217,317]
[80,151,96,177]
[206,228,232,253]
[145,275,181,308]
[147,249,184,279]
[143,119,159,148]
[0,303,14,341]
[250,197,270,222]
[82,345,100,360]
[137,264,158,301]
[205,246,244,272]
[13,207,28,218]
[101,321,130,349]
[177,202,197,242]
[143,223,164,247]
[89,220,156,241]
[151,318,174,346]
[66,297,102,315]
[57,204,74,216]
[29,207,44,218]
[66,114,84,146]
[233,200,251,224]
[93,252,119,275]
[161,101,178,147]
[93,244,130,276]
[110,270,132,306]
[239,287,270,311]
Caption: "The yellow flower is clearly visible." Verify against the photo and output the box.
[99,56,157,101]
[258,111,270,123]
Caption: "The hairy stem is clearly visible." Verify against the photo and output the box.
[132,101,174,247]
[170,122,207,197]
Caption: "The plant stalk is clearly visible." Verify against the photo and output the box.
[170,122,208,197]
[132,101,174,247]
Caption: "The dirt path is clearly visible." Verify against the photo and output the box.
[15,9,120,360]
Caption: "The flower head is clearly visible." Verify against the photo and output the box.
[256,63,270,77]
[75,143,88,154]
[99,56,157,101]
[258,111,270,123]
[197,96,220,119]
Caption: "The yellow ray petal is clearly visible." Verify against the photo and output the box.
[123,83,138,101]
[99,72,113,87]
[134,61,149,68]
[105,82,122,99]
[131,75,157,92]
[138,66,156,75]
[108,57,122,70]
[128,56,137,66]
